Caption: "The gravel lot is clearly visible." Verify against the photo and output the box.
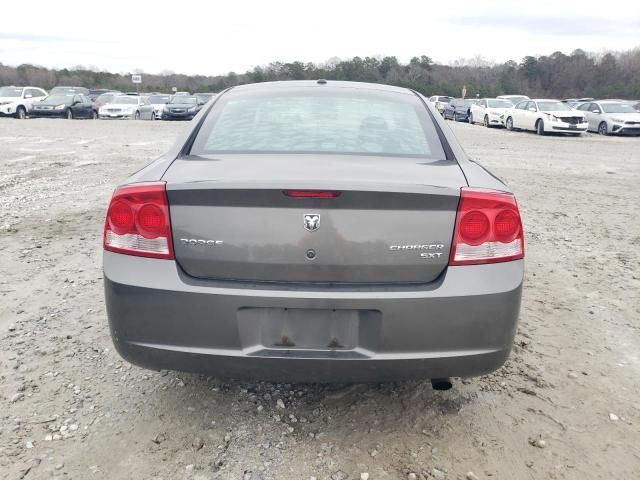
[1,118,639,480]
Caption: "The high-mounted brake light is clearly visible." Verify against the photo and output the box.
[449,188,524,266]
[283,190,341,198]
[103,182,174,259]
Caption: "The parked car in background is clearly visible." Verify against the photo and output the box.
[103,80,524,384]
[443,99,477,122]
[94,92,123,109]
[502,99,587,135]
[428,95,453,115]
[162,96,201,120]
[49,86,90,96]
[139,94,172,120]
[173,91,190,96]
[0,86,48,119]
[195,93,216,106]
[469,98,514,127]
[88,89,121,101]
[30,94,97,119]
[562,97,594,108]
[98,95,145,119]
[497,95,530,106]
[576,101,640,136]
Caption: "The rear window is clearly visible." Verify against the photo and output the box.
[191,87,445,158]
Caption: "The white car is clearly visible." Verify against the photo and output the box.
[428,95,453,115]
[0,86,48,119]
[575,101,640,136]
[469,98,514,127]
[496,94,530,106]
[98,95,145,119]
[139,94,172,120]
[502,99,588,135]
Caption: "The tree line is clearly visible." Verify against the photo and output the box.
[1,47,639,99]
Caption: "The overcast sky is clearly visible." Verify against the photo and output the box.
[1,0,639,76]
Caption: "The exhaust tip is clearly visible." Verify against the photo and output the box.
[431,378,453,391]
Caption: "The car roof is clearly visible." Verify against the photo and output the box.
[230,80,415,96]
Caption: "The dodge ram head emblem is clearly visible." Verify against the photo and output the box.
[303,214,320,232]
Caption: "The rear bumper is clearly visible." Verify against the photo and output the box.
[104,252,523,382]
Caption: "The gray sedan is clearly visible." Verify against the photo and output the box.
[576,101,640,135]
[103,81,524,385]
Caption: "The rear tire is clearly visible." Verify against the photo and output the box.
[598,121,608,136]
[15,106,27,119]
[484,115,490,127]
[506,117,514,130]
[453,112,458,122]
[151,112,156,121]
[134,111,140,120]
[469,113,474,124]
[536,120,546,136]
[66,109,74,120]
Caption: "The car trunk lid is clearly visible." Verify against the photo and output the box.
[164,154,466,284]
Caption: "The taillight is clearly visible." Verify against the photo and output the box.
[449,188,524,266]
[103,182,174,259]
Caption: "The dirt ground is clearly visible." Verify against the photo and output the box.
[1,117,639,480]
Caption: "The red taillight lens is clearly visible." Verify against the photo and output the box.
[283,190,341,198]
[459,211,489,243]
[108,200,134,232]
[137,204,166,236]
[103,182,174,259]
[494,209,520,241]
[449,188,524,266]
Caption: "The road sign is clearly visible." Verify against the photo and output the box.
[131,74,142,84]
